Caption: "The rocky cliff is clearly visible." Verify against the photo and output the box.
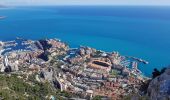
[147,68,170,100]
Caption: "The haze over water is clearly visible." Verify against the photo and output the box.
[0,6,170,76]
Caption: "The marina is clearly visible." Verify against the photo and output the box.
[126,56,149,65]
[0,2,169,99]
[0,38,148,99]
[0,6,170,76]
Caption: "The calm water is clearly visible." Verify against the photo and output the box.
[0,6,170,76]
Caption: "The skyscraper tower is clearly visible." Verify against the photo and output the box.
[4,55,9,67]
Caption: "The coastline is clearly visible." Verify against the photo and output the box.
[0,38,149,99]
[0,16,6,19]
[0,6,170,76]
[0,37,148,76]
[0,6,169,100]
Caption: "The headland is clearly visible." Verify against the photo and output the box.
[0,38,149,99]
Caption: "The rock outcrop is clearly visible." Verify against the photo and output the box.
[147,68,170,100]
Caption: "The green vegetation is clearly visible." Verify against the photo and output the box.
[130,73,136,78]
[110,69,119,77]
[0,74,55,99]
[0,74,74,100]
[93,50,102,57]
[56,90,73,98]
[50,56,64,67]
[139,80,152,94]
[152,67,166,79]
[123,94,149,100]
[92,95,102,100]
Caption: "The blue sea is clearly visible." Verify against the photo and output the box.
[0,6,170,76]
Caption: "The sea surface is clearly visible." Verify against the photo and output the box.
[0,6,170,76]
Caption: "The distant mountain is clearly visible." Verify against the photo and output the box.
[0,5,6,19]
[0,16,6,19]
[0,5,7,8]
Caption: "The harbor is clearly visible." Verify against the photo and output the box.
[0,38,148,99]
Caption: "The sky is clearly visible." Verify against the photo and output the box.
[0,0,170,6]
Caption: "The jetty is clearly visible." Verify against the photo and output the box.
[126,56,149,64]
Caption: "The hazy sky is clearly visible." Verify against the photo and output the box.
[1,0,170,6]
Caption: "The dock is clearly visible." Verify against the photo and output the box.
[126,56,149,64]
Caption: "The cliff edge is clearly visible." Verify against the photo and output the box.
[147,67,170,100]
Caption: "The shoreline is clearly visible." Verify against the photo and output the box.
[0,38,149,99]
[0,37,148,75]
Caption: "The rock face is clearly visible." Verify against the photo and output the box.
[148,68,170,100]
[35,40,52,51]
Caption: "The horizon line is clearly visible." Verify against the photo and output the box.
[4,4,170,7]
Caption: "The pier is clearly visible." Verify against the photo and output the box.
[126,56,149,64]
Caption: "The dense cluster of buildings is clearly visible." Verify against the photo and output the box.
[57,46,147,99]
[0,38,148,100]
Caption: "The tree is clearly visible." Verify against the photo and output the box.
[152,67,167,79]
[92,96,102,100]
